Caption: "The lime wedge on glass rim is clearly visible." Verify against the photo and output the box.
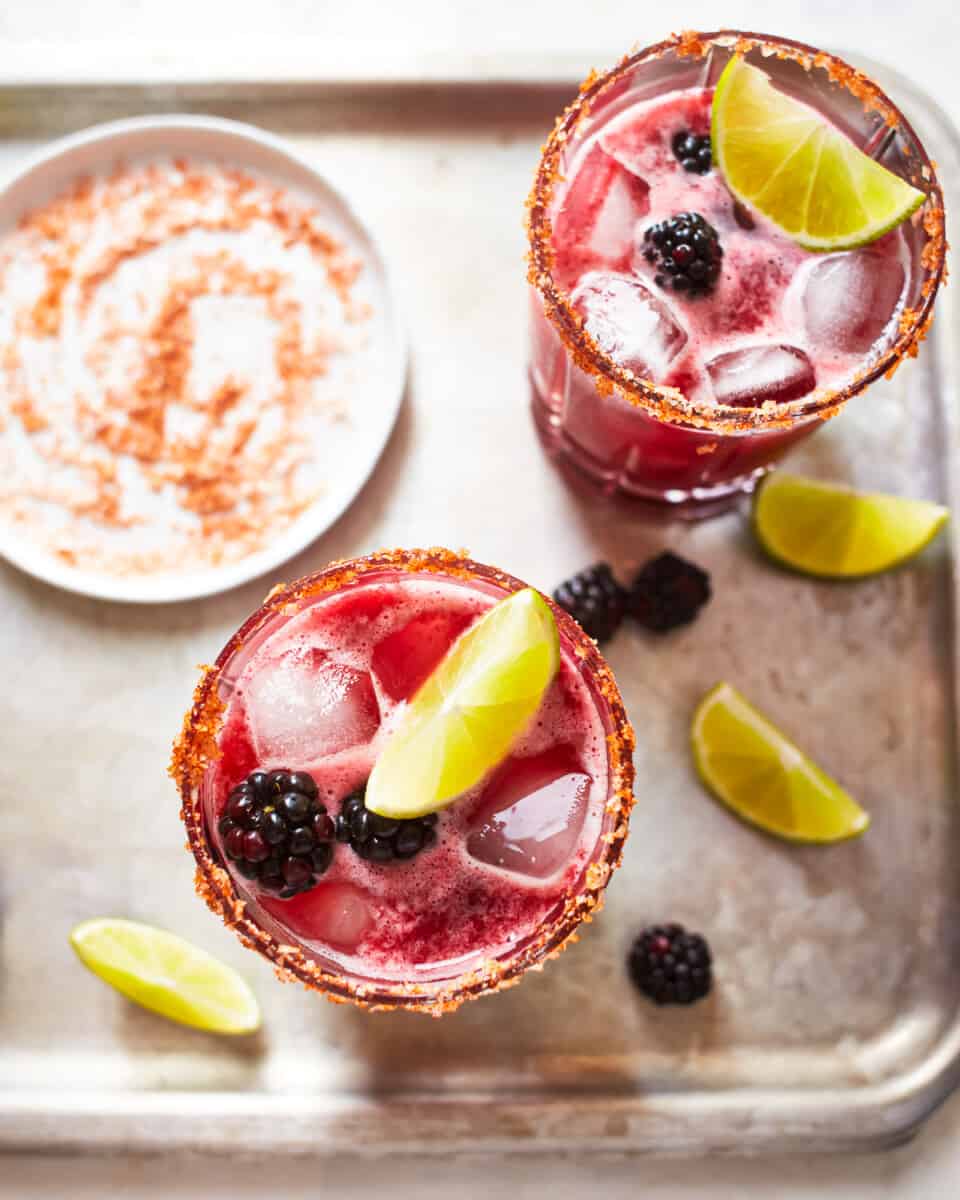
[692,683,869,843]
[365,587,560,819]
[712,56,925,250]
[70,918,261,1034]
[754,473,948,579]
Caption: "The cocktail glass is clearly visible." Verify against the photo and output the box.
[527,30,946,516]
[172,549,635,1014]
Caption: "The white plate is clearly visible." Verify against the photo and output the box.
[0,115,406,603]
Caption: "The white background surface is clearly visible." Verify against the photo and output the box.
[2,0,959,1194]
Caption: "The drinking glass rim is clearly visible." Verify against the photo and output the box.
[171,547,637,1015]
[525,29,948,436]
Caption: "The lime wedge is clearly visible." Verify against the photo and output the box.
[754,473,948,578]
[691,683,869,843]
[70,918,261,1035]
[712,56,925,250]
[366,587,560,819]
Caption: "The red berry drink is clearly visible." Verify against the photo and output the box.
[173,550,635,1014]
[527,31,946,514]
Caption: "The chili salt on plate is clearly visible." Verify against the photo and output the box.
[0,116,405,603]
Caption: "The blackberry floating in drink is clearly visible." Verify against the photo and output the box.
[172,549,635,1014]
[527,31,946,514]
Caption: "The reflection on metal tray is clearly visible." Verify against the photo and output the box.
[0,55,958,1156]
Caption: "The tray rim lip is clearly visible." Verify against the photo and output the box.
[0,1034,958,1156]
[0,111,409,605]
[0,51,959,1157]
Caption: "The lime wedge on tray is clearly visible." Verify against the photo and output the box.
[712,56,925,250]
[70,918,261,1035]
[692,683,869,843]
[754,473,948,578]
[366,588,560,819]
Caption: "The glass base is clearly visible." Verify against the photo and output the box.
[531,392,764,521]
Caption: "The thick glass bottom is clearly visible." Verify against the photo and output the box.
[529,368,822,519]
[531,388,770,518]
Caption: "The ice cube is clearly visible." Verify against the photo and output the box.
[599,113,658,177]
[706,344,816,407]
[572,270,687,377]
[600,89,711,179]
[553,142,650,286]
[262,882,375,949]
[243,646,380,762]
[467,748,591,880]
[802,247,906,355]
[371,610,474,702]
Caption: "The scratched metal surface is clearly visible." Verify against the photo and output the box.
[0,58,958,1155]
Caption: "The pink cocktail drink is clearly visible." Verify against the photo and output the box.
[174,550,634,1014]
[527,32,946,513]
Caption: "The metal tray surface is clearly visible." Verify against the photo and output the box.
[0,58,958,1157]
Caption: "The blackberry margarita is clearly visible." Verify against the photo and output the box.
[527,31,946,511]
[173,550,634,1013]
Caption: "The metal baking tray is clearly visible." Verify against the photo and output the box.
[1,54,958,1156]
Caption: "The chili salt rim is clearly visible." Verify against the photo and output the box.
[171,547,636,1016]
[525,29,948,436]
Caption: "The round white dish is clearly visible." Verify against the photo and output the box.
[0,115,406,603]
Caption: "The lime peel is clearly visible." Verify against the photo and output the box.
[691,683,870,844]
[754,473,948,579]
[70,918,261,1035]
[712,56,926,251]
[365,588,560,819]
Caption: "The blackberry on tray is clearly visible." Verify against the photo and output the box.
[641,211,723,297]
[628,551,711,632]
[627,923,713,1005]
[337,787,438,864]
[553,562,627,644]
[218,769,335,898]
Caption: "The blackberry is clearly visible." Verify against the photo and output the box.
[336,787,438,864]
[671,129,712,174]
[553,563,626,644]
[628,923,712,1005]
[627,551,710,633]
[218,768,335,898]
[641,211,722,297]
